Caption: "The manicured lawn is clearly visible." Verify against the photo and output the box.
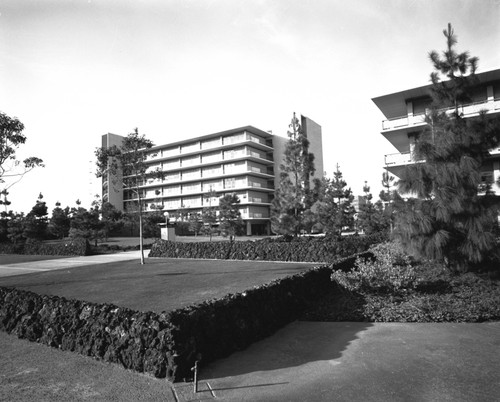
[0,258,319,313]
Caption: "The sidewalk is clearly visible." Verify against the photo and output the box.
[1,321,499,401]
[0,250,150,278]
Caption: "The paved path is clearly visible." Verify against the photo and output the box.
[1,321,499,401]
[0,250,149,278]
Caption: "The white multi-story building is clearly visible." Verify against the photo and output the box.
[101,116,323,235]
[372,68,500,190]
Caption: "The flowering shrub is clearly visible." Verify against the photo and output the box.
[331,242,420,293]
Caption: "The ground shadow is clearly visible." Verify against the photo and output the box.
[201,321,373,379]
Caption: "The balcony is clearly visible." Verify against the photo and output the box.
[385,152,414,166]
[382,98,500,132]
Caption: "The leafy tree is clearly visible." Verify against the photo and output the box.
[395,24,500,271]
[218,193,243,241]
[96,128,163,264]
[143,210,165,239]
[317,164,355,237]
[271,112,315,235]
[101,201,124,239]
[200,208,217,240]
[201,189,218,241]
[48,202,71,239]
[7,213,25,245]
[0,112,44,210]
[188,212,202,236]
[23,193,48,240]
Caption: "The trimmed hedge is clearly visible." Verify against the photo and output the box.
[0,256,360,381]
[0,238,91,256]
[149,233,385,262]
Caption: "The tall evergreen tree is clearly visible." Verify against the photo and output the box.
[379,171,400,233]
[316,164,355,237]
[96,128,163,264]
[48,202,71,239]
[395,24,500,271]
[23,193,48,240]
[271,112,315,235]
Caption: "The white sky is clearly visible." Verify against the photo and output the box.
[1,0,499,214]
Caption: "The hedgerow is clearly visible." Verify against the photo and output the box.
[0,238,90,256]
[149,233,386,263]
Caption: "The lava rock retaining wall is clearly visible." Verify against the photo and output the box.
[149,234,383,263]
[0,256,364,382]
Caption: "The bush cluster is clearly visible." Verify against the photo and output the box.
[319,241,500,322]
[150,233,386,263]
[331,242,419,293]
[0,238,90,256]
[0,257,357,381]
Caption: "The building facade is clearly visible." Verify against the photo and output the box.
[101,116,323,235]
[372,68,500,190]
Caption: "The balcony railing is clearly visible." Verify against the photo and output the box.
[382,98,500,131]
[385,152,414,166]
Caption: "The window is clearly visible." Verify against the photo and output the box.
[165,172,180,182]
[202,151,222,164]
[202,165,222,177]
[182,183,201,194]
[182,169,201,180]
[181,142,199,154]
[182,156,200,167]
[201,138,221,150]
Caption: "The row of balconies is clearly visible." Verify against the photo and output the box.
[385,139,500,167]
[124,178,274,201]
[137,164,274,190]
[146,132,273,162]
[138,195,271,215]
[382,98,500,131]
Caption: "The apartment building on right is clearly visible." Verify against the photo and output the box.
[372,68,500,191]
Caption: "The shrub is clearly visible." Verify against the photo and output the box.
[149,233,386,263]
[331,242,420,293]
[0,238,90,256]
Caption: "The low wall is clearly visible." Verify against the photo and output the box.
[0,238,91,256]
[149,234,383,263]
[0,255,363,382]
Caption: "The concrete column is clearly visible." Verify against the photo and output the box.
[487,85,494,102]
[246,221,252,236]
[493,161,500,194]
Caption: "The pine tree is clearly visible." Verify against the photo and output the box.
[317,164,355,237]
[379,171,399,233]
[23,193,48,240]
[271,112,315,235]
[357,182,375,234]
[48,202,71,239]
[395,24,500,271]
[96,128,163,264]
[218,193,243,241]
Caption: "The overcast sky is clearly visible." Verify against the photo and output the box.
[1,0,499,214]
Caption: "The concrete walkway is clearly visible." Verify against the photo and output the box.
[191,321,500,402]
[1,321,498,401]
[0,250,150,278]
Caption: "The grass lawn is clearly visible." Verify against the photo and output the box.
[0,258,319,313]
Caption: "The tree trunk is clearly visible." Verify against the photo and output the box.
[137,188,145,265]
